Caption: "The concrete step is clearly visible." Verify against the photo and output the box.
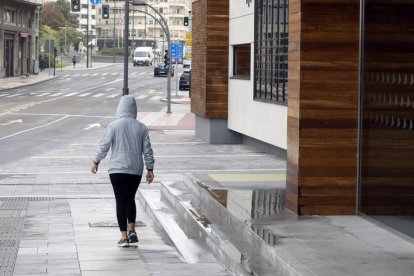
[137,185,231,276]
[181,173,306,276]
[160,180,280,276]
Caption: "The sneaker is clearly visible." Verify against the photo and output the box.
[128,229,139,243]
[117,238,130,247]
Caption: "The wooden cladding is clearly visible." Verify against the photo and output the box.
[191,0,229,119]
[287,0,360,215]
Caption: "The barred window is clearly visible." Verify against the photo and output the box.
[254,0,288,104]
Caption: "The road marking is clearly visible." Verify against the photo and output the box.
[73,74,80,77]
[111,73,118,75]
[150,96,161,101]
[60,88,70,91]
[106,94,119,98]
[139,72,146,75]
[36,93,50,97]
[62,75,71,78]
[63,92,79,97]
[100,77,106,79]
[105,88,115,92]
[78,93,92,97]
[82,74,90,76]
[0,94,9,97]
[135,95,147,100]
[6,94,21,98]
[84,123,101,130]
[92,93,106,97]
[50,93,64,97]
[0,115,69,140]
[91,73,99,76]
[102,73,109,76]
[1,119,22,126]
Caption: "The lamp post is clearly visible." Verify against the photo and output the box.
[123,0,130,96]
[130,0,171,113]
[59,26,68,55]
[59,26,68,72]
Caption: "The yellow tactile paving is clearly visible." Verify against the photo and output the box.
[208,173,286,182]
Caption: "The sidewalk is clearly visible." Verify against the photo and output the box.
[1,71,414,276]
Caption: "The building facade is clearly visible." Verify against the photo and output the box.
[192,0,414,237]
[95,0,191,51]
[0,0,41,78]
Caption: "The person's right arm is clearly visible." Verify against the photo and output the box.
[91,125,113,174]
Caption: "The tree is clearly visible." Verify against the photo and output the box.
[41,0,78,31]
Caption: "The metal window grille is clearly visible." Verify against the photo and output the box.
[254,0,289,104]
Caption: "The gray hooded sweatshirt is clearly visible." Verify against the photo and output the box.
[93,95,154,175]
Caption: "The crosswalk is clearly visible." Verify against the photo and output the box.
[58,71,151,79]
[0,90,164,101]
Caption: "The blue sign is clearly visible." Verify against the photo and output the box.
[170,44,184,58]
[90,0,101,5]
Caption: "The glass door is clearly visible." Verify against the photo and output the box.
[359,0,414,238]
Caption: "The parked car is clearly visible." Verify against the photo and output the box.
[154,63,174,77]
[183,59,191,68]
[179,70,191,90]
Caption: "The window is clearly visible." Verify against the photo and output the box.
[4,9,16,24]
[254,0,288,104]
[232,44,251,79]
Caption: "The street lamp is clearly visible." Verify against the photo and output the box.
[130,0,172,113]
[59,26,68,55]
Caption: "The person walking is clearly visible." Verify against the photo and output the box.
[91,95,155,247]
[39,56,45,71]
[72,55,77,68]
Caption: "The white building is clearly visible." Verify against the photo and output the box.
[72,0,97,36]
[95,0,191,50]
[228,0,288,150]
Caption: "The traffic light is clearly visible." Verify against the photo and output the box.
[102,5,110,19]
[54,47,57,57]
[184,17,189,26]
[71,0,80,12]
[164,50,170,68]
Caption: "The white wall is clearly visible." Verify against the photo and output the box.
[228,0,287,149]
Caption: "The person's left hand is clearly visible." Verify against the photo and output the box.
[91,163,98,174]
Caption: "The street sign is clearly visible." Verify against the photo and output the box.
[90,0,101,4]
[170,43,184,60]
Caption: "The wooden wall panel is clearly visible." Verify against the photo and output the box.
[287,0,360,215]
[191,0,229,119]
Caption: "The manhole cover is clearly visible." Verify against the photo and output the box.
[89,221,146,228]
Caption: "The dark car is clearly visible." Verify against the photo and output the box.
[179,70,191,90]
[154,63,174,77]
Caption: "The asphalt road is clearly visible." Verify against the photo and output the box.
[0,63,180,166]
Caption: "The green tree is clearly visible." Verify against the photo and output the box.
[41,0,78,30]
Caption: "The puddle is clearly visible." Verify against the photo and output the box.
[196,180,285,246]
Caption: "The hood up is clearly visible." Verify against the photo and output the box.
[116,95,137,119]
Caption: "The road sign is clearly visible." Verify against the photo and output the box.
[90,0,101,5]
[170,43,183,59]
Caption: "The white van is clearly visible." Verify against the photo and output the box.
[133,47,154,66]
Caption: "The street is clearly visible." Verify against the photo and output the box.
[0,63,191,167]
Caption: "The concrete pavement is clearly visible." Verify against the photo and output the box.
[1,71,414,276]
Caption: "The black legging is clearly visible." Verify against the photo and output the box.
[109,173,142,232]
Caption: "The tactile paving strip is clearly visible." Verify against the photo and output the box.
[0,197,54,275]
[208,173,286,182]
